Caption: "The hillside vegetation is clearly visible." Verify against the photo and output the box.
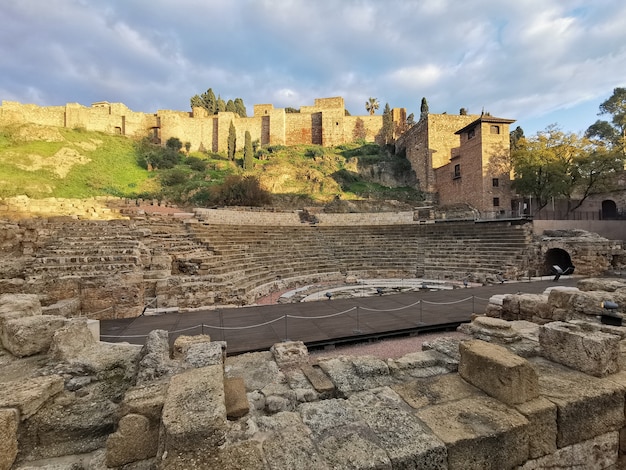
[0,123,422,208]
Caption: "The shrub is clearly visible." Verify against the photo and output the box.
[161,168,188,186]
[186,156,208,171]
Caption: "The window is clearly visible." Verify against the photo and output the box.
[492,178,499,187]
[490,125,500,134]
[468,128,476,139]
[453,164,461,179]
[493,197,500,207]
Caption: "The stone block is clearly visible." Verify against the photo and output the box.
[270,340,309,367]
[393,373,482,410]
[416,395,529,470]
[161,365,227,453]
[548,289,615,319]
[225,351,282,392]
[0,375,64,419]
[349,388,447,469]
[224,377,249,419]
[135,329,181,384]
[0,408,19,470]
[183,341,226,368]
[539,321,621,377]
[301,363,335,396]
[519,294,551,321]
[172,334,211,359]
[118,381,168,422]
[459,340,539,405]
[317,355,392,397]
[299,398,392,469]
[41,297,81,317]
[106,413,159,467]
[517,431,618,469]
[458,316,521,343]
[531,357,625,448]
[389,349,457,379]
[48,318,96,361]
[1,315,67,357]
[514,397,557,459]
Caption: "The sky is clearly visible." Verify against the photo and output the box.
[1,0,625,137]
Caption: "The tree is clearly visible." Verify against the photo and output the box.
[165,137,183,152]
[243,131,253,170]
[365,97,379,115]
[228,121,236,161]
[509,126,525,151]
[420,97,429,116]
[234,98,247,117]
[226,99,236,113]
[217,96,226,113]
[511,125,624,214]
[200,88,216,114]
[381,103,394,145]
[585,87,626,154]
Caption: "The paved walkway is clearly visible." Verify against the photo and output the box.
[100,278,578,354]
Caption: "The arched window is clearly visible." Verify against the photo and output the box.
[602,200,618,219]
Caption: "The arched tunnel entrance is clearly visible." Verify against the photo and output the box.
[543,248,574,276]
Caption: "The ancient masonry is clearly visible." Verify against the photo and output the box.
[2,278,626,468]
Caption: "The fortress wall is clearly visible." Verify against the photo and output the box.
[285,113,314,146]
[234,116,264,149]
[266,108,286,146]
[321,108,346,147]
[66,105,121,133]
[0,101,66,127]
[428,114,478,169]
[344,115,382,142]
[193,207,415,226]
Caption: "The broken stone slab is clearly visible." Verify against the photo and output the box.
[48,318,96,361]
[531,357,625,448]
[539,321,621,377]
[282,367,321,403]
[224,351,284,392]
[416,395,530,470]
[422,336,463,363]
[348,387,447,469]
[299,398,392,469]
[0,408,19,470]
[316,355,392,398]
[1,315,68,357]
[106,413,159,467]
[160,365,227,453]
[517,431,618,470]
[118,381,168,423]
[270,340,309,367]
[393,373,483,410]
[459,340,539,405]
[183,341,226,369]
[0,375,64,420]
[172,334,211,359]
[458,315,521,344]
[135,329,182,384]
[513,397,558,459]
[388,349,457,379]
[301,363,335,398]
[254,411,328,470]
[224,377,249,419]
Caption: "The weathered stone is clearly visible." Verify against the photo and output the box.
[270,340,309,367]
[393,373,482,410]
[517,431,619,469]
[416,395,530,470]
[118,381,168,422]
[0,293,42,321]
[301,363,335,397]
[459,340,539,405]
[135,329,181,384]
[172,334,211,359]
[161,440,265,470]
[224,351,283,392]
[548,288,625,319]
[161,365,227,453]
[539,321,621,377]
[255,411,328,469]
[519,294,551,321]
[41,297,81,317]
[578,278,626,293]
[224,377,249,419]
[106,413,159,467]
[317,355,392,397]
[531,357,625,448]
[0,408,19,470]
[422,336,463,362]
[299,398,391,469]
[1,315,67,357]
[48,318,96,361]
[458,315,521,343]
[389,349,457,379]
[349,388,447,469]
[0,375,64,419]
[514,397,558,459]
[183,340,226,368]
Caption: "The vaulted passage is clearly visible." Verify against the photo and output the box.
[543,248,574,276]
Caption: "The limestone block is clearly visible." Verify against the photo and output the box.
[301,363,335,397]
[514,397,557,459]
[317,355,392,397]
[48,318,96,361]
[458,316,521,343]
[1,315,67,357]
[531,357,625,448]
[0,408,19,470]
[224,377,249,419]
[118,381,168,422]
[106,413,159,467]
[459,340,539,405]
[393,373,482,410]
[519,294,551,321]
[172,334,211,359]
[270,340,309,367]
[183,341,226,369]
[517,431,618,469]
[501,294,521,320]
[349,388,447,469]
[41,297,81,317]
[416,395,530,470]
[161,365,227,453]
[539,321,621,377]
[224,351,283,392]
[422,336,463,362]
[0,293,42,321]
[135,329,181,384]
[162,440,265,470]
[255,411,327,470]
[548,289,619,319]
[578,278,626,293]
[299,398,391,469]
[389,349,458,379]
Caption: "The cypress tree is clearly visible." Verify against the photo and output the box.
[234,98,247,117]
[243,131,253,170]
[228,121,236,161]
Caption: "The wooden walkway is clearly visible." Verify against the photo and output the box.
[100,278,578,355]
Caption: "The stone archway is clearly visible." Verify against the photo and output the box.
[543,248,574,276]
[602,200,618,219]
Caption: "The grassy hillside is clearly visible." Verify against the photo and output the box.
[0,123,422,207]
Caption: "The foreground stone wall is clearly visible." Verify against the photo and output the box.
[3,280,626,468]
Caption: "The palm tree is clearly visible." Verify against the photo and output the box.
[365,97,379,116]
